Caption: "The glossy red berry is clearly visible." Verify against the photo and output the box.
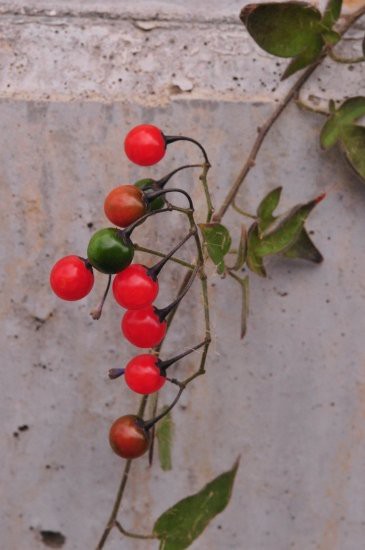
[50,255,94,301]
[109,415,150,459]
[124,124,166,166]
[121,306,167,348]
[124,354,166,394]
[113,264,159,310]
[104,185,147,228]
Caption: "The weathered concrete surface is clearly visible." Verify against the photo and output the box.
[1,3,365,550]
[0,1,364,104]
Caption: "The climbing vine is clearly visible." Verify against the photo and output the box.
[49,1,365,548]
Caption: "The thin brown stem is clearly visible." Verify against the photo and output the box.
[213,5,365,222]
[114,521,157,540]
[200,162,214,222]
[90,275,112,321]
[134,244,194,269]
[95,397,148,549]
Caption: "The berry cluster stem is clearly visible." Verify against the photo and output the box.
[96,163,212,549]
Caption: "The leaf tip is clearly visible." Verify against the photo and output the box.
[240,4,257,24]
[315,192,326,204]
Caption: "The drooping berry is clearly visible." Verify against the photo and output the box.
[124,124,166,166]
[121,306,167,348]
[113,264,159,310]
[104,185,147,228]
[109,415,150,459]
[50,255,94,301]
[87,228,134,274]
[124,354,166,394]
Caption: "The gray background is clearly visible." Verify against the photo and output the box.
[1,1,365,549]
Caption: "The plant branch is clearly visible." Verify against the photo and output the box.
[200,162,215,222]
[213,5,365,222]
[114,521,157,540]
[134,244,194,269]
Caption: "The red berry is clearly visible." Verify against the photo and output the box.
[50,255,94,301]
[104,185,147,228]
[109,415,150,459]
[124,124,166,166]
[113,264,159,310]
[121,306,167,348]
[124,354,166,394]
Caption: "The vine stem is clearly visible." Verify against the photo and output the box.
[133,243,194,270]
[95,396,148,549]
[213,5,365,222]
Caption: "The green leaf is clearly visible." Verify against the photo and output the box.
[281,35,323,79]
[283,228,323,263]
[154,459,239,550]
[256,196,324,256]
[240,2,322,58]
[321,29,340,46]
[322,0,342,28]
[246,223,267,277]
[156,408,174,472]
[320,96,365,149]
[228,225,247,271]
[199,223,232,275]
[257,186,282,228]
[341,125,365,181]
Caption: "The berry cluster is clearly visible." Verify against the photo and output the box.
[50,124,209,460]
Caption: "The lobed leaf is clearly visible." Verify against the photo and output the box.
[240,2,322,58]
[256,196,323,256]
[341,125,365,182]
[156,408,174,472]
[154,460,239,550]
[257,186,282,226]
[320,96,365,149]
[283,228,323,263]
[199,223,232,275]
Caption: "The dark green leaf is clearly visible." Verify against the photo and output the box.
[320,96,365,149]
[246,223,267,277]
[283,228,323,263]
[322,0,342,28]
[156,408,174,472]
[199,223,232,275]
[281,35,323,79]
[341,125,365,181]
[256,196,324,256]
[257,186,282,228]
[154,459,239,550]
[240,2,322,58]
[229,225,247,271]
[321,29,340,46]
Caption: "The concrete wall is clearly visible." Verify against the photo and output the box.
[2,1,365,549]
